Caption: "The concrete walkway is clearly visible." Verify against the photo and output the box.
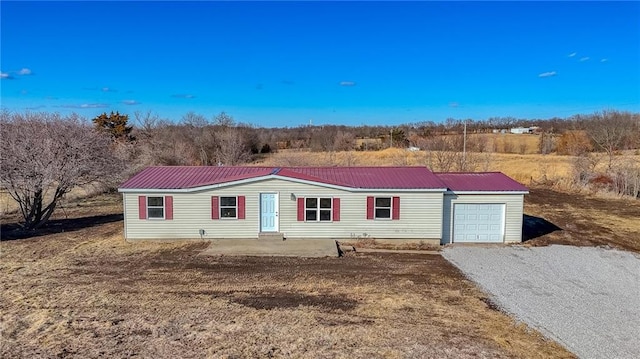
[199,238,339,257]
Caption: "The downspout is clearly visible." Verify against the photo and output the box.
[122,192,128,241]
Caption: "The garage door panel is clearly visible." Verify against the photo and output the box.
[453,203,504,243]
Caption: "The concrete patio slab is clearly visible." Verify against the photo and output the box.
[199,238,339,257]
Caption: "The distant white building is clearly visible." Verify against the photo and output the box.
[510,127,534,134]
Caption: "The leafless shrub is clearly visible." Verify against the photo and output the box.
[538,132,556,154]
[333,131,356,151]
[610,156,640,198]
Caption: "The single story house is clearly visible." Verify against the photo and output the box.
[118,166,528,245]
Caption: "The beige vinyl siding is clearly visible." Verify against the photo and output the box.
[123,178,444,240]
[442,193,525,244]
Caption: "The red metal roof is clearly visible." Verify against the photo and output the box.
[119,166,448,190]
[435,172,529,192]
[279,167,447,189]
[119,166,275,189]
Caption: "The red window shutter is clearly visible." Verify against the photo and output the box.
[366,196,374,220]
[238,196,246,219]
[392,196,400,220]
[297,197,305,221]
[165,196,173,220]
[138,196,147,220]
[333,198,340,222]
[211,196,219,220]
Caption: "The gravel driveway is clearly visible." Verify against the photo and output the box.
[442,245,640,359]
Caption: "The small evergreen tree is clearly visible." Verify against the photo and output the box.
[92,111,134,141]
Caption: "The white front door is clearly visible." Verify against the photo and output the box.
[260,193,279,232]
[453,203,505,243]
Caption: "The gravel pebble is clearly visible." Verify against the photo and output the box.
[442,245,640,359]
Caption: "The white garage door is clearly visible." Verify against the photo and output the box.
[453,203,505,243]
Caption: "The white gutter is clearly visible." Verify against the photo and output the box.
[444,190,529,195]
[118,174,448,193]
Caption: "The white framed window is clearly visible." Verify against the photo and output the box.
[374,197,392,219]
[305,197,332,222]
[147,196,165,219]
[220,196,237,219]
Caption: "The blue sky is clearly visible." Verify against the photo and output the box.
[1,1,639,127]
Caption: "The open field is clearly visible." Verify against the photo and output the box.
[259,148,582,184]
[0,194,575,358]
[261,147,640,186]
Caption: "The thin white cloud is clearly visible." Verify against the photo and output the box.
[26,105,46,110]
[579,57,590,62]
[538,71,557,78]
[122,100,141,105]
[600,58,608,63]
[449,102,459,108]
[60,103,110,109]
[1,72,12,79]
[172,94,196,99]
[101,87,117,92]
[339,81,356,86]
[18,68,32,75]
[568,52,577,57]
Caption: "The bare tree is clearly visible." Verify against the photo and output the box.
[0,112,121,229]
[585,110,636,170]
[212,112,252,165]
[182,111,216,165]
[423,136,461,172]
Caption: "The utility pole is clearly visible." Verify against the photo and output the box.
[390,128,393,148]
[463,120,467,170]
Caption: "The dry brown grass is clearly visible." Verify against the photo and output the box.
[0,184,109,217]
[1,194,573,358]
[259,148,575,183]
[260,147,640,187]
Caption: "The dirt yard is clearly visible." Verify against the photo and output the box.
[0,194,574,358]
[523,187,640,253]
